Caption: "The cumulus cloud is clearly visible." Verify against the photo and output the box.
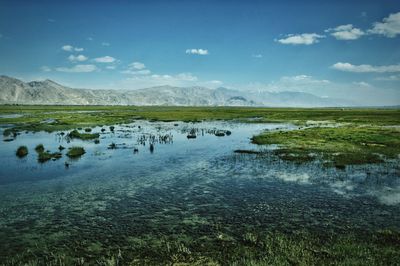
[121,62,149,75]
[93,56,116,63]
[62,45,84,52]
[56,64,97,73]
[368,12,400,38]
[252,54,263,58]
[185,48,209,55]
[102,42,110,46]
[280,75,330,84]
[276,33,325,45]
[129,62,146,70]
[326,24,364,40]
[332,62,400,73]
[68,54,88,62]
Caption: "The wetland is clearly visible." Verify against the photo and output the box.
[0,106,399,265]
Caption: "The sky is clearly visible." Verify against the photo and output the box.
[0,0,399,105]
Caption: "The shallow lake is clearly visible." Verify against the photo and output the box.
[0,120,399,262]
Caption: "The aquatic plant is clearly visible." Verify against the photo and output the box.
[68,129,99,140]
[84,128,92,132]
[35,144,45,153]
[16,146,28,158]
[58,145,65,151]
[66,146,85,158]
[108,143,117,149]
[38,151,62,163]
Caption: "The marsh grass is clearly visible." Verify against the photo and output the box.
[35,144,45,153]
[252,126,400,167]
[37,151,62,163]
[66,146,85,158]
[16,146,28,158]
[68,129,99,140]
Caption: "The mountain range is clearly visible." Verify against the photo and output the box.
[0,75,356,107]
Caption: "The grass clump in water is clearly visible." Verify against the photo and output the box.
[37,151,62,163]
[35,144,45,153]
[16,146,28,158]
[252,126,400,167]
[67,146,85,158]
[68,129,99,140]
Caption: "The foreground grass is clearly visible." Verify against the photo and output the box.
[252,126,400,167]
[2,230,399,265]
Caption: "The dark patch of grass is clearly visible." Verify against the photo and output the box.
[68,129,99,140]
[66,146,85,158]
[38,151,62,163]
[35,144,45,153]
[16,146,28,158]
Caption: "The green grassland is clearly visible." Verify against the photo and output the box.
[1,105,400,167]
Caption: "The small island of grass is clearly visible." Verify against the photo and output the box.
[68,129,99,140]
[67,146,86,158]
[16,146,28,158]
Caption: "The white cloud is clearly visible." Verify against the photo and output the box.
[185,48,209,55]
[276,33,325,45]
[40,66,51,72]
[93,56,116,63]
[353,81,371,87]
[252,54,263,58]
[68,54,88,62]
[87,37,93,41]
[375,75,400,81]
[48,18,55,23]
[368,12,400,38]
[106,65,116,70]
[122,69,151,75]
[280,75,330,84]
[129,62,146,70]
[326,24,364,40]
[332,62,400,73]
[101,42,110,46]
[56,64,97,73]
[62,45,84,52]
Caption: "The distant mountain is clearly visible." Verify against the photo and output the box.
[0,75,355,107]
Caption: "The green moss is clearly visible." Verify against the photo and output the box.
[16,146,28,158]
[252,126,400,166]
[67,146,85,158]
[68,129,99,140]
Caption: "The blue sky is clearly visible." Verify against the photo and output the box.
[0,0,399,105]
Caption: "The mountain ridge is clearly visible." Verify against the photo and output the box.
[0,75,356,107]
